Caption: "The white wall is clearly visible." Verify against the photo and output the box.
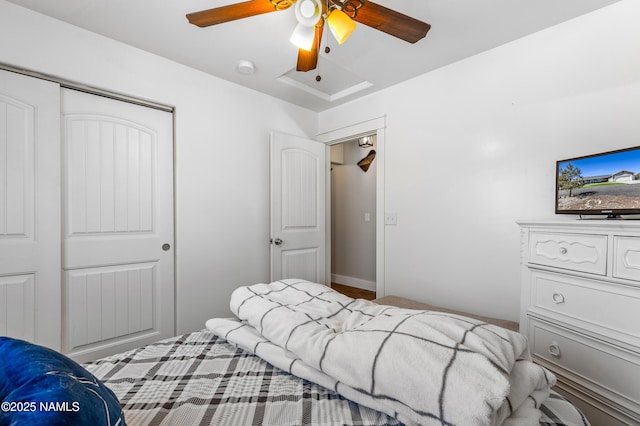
[331,140,376,290]
[2,0,637,330]
[0,0,317,333]
[318,0,640,321]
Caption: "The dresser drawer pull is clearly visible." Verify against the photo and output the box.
[559,247,568,255]
[548,342,561,358]
[552,292,565,304]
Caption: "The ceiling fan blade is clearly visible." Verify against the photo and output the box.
[186,0,278,28]
[353,1,431,44]
[296,20,324,72]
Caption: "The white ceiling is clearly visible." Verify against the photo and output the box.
[7,0,619,111]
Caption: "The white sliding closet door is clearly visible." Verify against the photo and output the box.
[0,69,61,350]
[62,89,174,362]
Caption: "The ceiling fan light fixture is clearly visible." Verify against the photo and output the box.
[290,24,316,51]
[327,8,356,44]
[291,0,322,51]
[294,0,323,26]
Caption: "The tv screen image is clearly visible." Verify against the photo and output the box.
[556,146,640,217]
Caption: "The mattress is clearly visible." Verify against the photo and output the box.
[84,330,589,426]
[373,295,520,331]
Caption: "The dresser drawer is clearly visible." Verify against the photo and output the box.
[529,271,640,342]
[528,231,607,275]
[530,321,640,405]
[613,236,640,282]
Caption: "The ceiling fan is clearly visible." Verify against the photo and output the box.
[186,0,431,72]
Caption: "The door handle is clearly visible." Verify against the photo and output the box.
[272,238,283,246]
[162,243,171,251]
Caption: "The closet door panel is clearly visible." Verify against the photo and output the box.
[62,89,174,362]
[0,275,35,341]
[66,119,155,237]
[66,264,155,349]
[0,69,61,350]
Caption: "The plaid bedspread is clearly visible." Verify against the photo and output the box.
[84,330,588,426]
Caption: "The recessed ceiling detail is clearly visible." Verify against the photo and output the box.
[277,56,372,101]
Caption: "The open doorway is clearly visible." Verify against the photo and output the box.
[329,135,377,300]
[316,116,386,298]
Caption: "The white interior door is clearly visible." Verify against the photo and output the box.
[0,69,61,350]
[62,89,174,362]
[270,132,327,284]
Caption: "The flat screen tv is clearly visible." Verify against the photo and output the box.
[556,146,640,218]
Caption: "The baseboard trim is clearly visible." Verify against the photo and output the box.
[331,274,376,292]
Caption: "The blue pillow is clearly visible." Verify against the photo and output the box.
[0,337,126,426]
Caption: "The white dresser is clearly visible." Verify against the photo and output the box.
[518,220,640,426]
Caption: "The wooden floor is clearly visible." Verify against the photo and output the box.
[331,283,376,300]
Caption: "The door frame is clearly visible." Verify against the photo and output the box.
[316,116,386,297]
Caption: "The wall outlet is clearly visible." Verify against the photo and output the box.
[385,213,397,225]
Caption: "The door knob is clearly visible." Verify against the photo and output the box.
[273,238,283,246]
[162,243,171,251]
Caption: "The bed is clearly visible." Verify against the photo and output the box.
[81,279,590,426]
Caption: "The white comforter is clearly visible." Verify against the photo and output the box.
[206,279,555,425]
